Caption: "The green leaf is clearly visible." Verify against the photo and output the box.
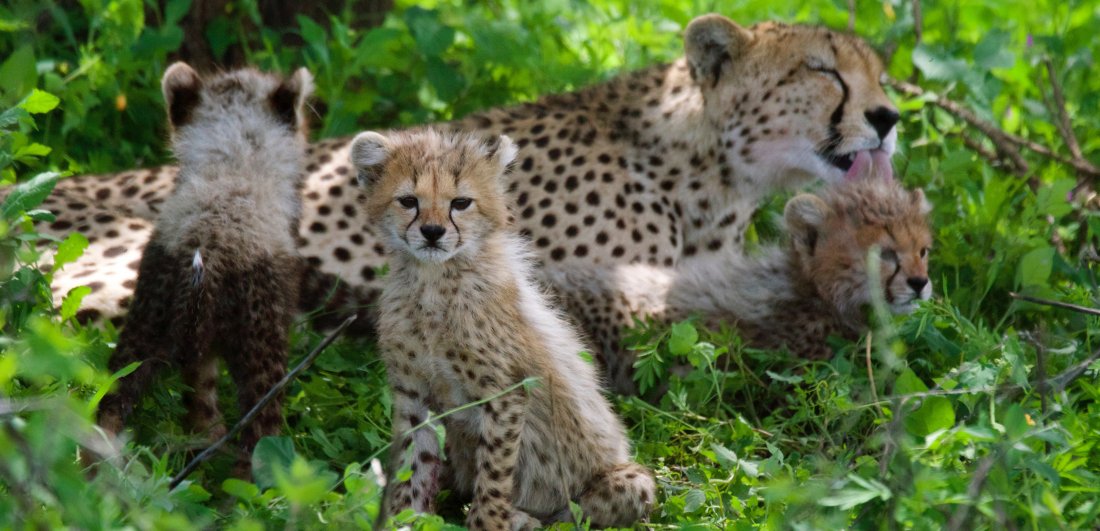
[668,322,698,356]
[2,171,59,221]
[894,368,929,395]
[222,478,260,501]
[405,7,455,57]
[1034,178,1074,218]
[252,436,297,490]
[165,0,193,25]
[683,488,706,513]
[818,474,892,510]
[1015,246,1054,288]
[710,443,738,469]
[973,30,1016,70]
[60,286,91,321]
[19,89,60,114]
[52,232,88,272]
[425,57,464,102]
[905,396,955,437]
[765,370,803,384]
[912,45,970,82]
[0,46,36,102]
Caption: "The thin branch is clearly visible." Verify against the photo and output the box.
[1043,59,1084,161]
[945,450,1000,531]
[846,0,856,32]
[908,0,923,83]
[887,78,1100,179]
[169,314,357,490]
[865,332,882,414]
[1008,292,1100,317]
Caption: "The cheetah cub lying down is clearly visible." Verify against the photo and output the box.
[550,176,933,361]
[350,129,655,529]
[96,64,313,473]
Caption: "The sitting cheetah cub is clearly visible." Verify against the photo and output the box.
[96,63,313,472]
[350,129,655,529]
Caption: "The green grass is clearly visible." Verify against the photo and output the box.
[2,0,1100,528]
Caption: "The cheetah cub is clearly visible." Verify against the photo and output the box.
[350,129,655,530]
[96,63,313,472]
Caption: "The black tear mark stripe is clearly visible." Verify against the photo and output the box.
[448,208,462,249]
[885,261,902,303]
[405,204,420,236]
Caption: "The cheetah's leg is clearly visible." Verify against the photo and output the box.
[223,318,289,478]
[575,462,656,527]
[465,388,532,531]
[380,378,442,521]
[96,246,182,438]
[181,352,225,441]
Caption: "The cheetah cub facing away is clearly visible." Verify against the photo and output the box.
[350,129,655,529]
[96,64,313,471]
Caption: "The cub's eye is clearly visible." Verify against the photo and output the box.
[881,248,899,262]
[920,247,929,259]
[451,197,473,211]
[397,196,418,209]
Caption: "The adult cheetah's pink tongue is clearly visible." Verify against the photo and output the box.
[844,150,894,181]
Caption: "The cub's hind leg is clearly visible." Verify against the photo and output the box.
[181,352,225,442]
[96,243,185,437]
[219,258,297,477]
[576,462,656,528]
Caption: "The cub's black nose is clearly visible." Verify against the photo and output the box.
[907,276,929,293]
[420,224,446,243]
[865,106,900,140]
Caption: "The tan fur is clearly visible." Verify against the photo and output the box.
[356,130,654,529]
[549,177,933,361]
[37,14,898,394]
[94,64,314,475]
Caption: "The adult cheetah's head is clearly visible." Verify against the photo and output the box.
[685,14,898,188]
[349,129,517,263]
[785,177,932,326]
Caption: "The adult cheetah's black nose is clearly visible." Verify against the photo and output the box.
[420,224,446,243]
[907,276,929,293]
[865,106,900,140]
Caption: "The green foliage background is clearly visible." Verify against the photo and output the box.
[1,0,1100,528]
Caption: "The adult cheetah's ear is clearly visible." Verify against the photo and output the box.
[911,188,932,215]
[271,67,315,133]
[486,134,518,174]
[162,62,203,130]
[785,194,830,257]
[684,14,755,88]
[349,131,390,189]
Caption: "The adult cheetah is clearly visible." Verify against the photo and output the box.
[38,14,899,393]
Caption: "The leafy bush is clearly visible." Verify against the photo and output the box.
[2,0,1100,528]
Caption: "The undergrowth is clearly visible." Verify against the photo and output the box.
[2,0,1099,528]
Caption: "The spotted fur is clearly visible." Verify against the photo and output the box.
[549,176,933,361]
[359,130,655,529]
[37,14,898,394]
[94,64,314,475]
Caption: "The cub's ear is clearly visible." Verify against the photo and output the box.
[486,134,518,174]
[684,14,754,88]
[785,194,830,257]
[349,131,390,189]
[162,62,203,129]
[911,188,932,215]
[271,67,315,132]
